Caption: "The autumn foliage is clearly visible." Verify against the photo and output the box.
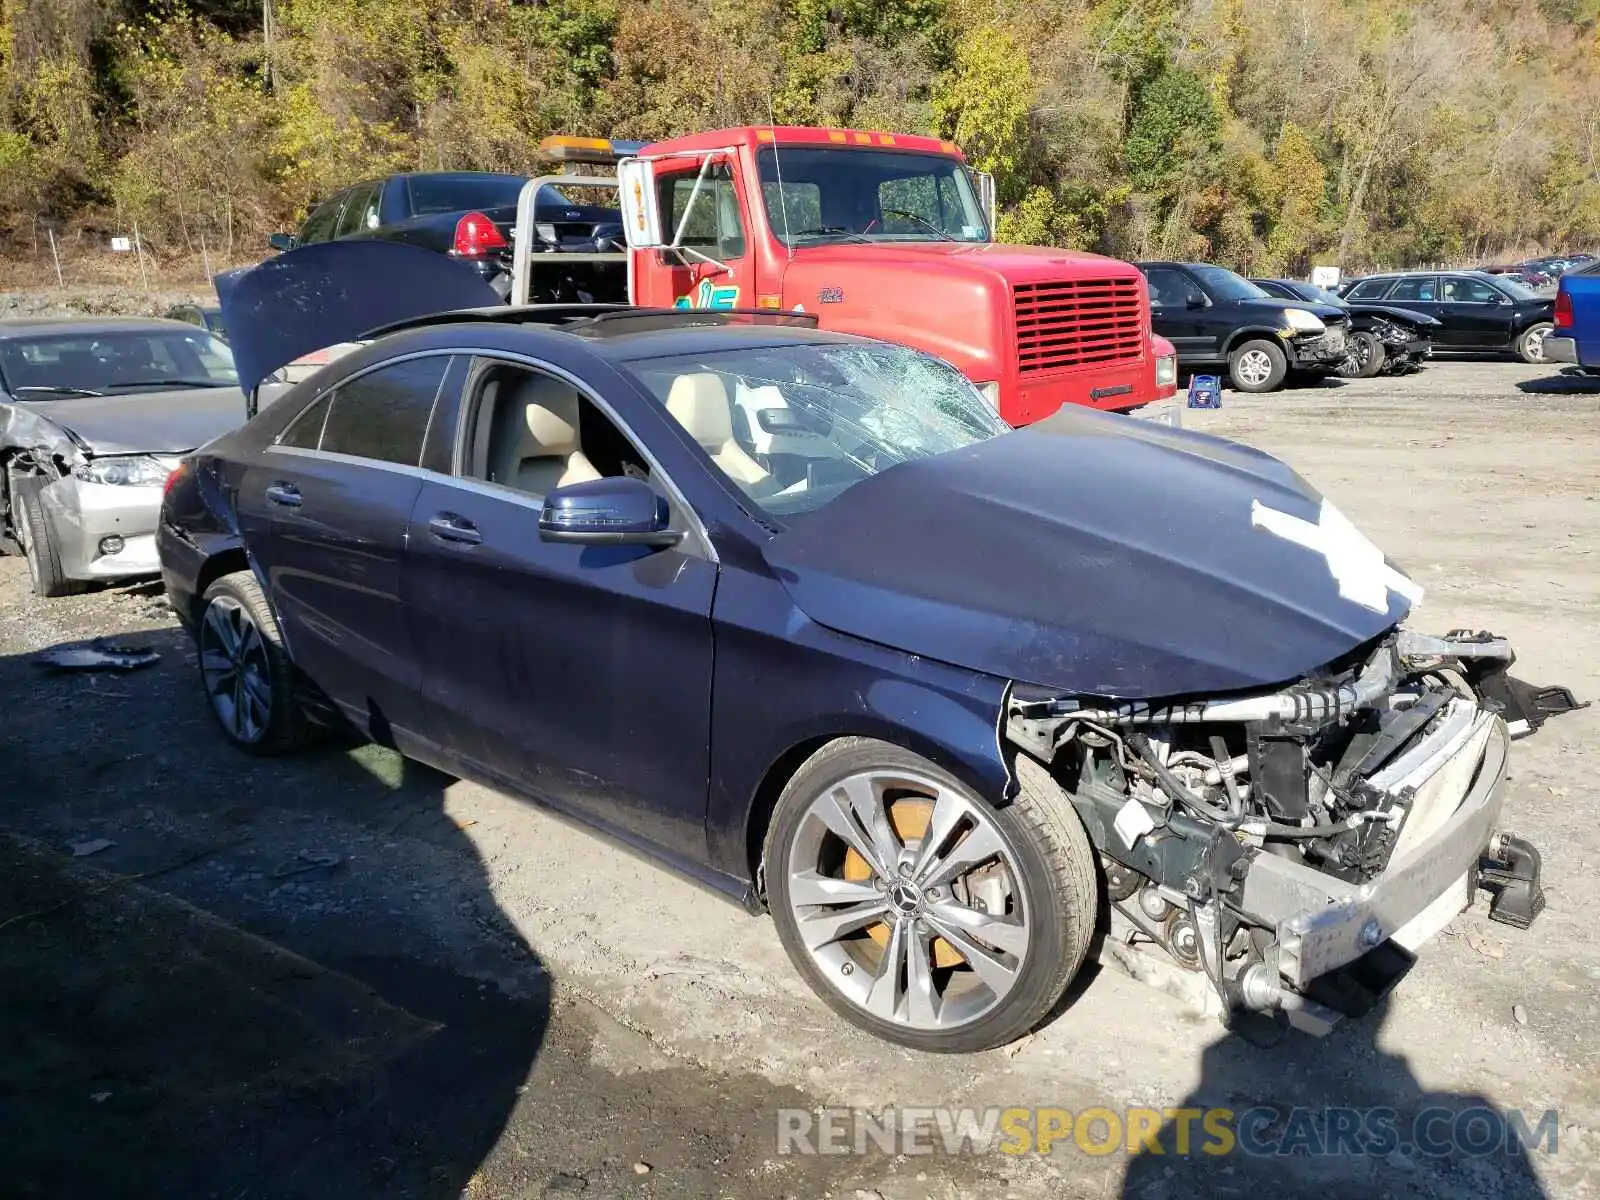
[2,0,1597,271]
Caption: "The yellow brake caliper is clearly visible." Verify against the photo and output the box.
[840,797,964,969]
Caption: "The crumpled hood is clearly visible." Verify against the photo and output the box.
[14,388,246,456]
[762,408,1421,698]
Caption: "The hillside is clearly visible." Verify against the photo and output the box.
[2,0,1598,272]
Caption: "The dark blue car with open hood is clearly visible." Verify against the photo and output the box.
[155,242,1566,1052]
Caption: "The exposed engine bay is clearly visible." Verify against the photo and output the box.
[1363,314,1431,375]
[1006,629,1583,1033]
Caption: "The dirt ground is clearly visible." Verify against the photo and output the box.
[1,353,1598,1199]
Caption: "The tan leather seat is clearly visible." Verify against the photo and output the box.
[665,372,769,487]
[490,375,601,495]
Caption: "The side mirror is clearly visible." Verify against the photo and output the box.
[617,156,664,249]
[267,232,297,252]
[976,170,997,237]
[1186,291,1208,309]
[539,476,682,548]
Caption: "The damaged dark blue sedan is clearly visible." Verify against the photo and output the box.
[156,244,1568,1052]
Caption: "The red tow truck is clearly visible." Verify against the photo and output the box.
[510,129,1178,426]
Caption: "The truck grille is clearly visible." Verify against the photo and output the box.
[1014,278,1145,374]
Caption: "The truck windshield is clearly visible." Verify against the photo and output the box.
[756,147,990,246]
[622,341,1007,520]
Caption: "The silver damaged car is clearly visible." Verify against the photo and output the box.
[1,318,245,596]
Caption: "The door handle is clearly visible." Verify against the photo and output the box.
[427,513,482,545]
[265,483,302,508]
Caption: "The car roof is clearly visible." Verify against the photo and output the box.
[364,307,867,360]
[345,310,875,379]
[0,316,200,338]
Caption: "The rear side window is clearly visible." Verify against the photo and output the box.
[1346,279,1393,301]
[319,356,450,466]
[279,394,331,449]
[335,183,380,237]
[299,195,344,245]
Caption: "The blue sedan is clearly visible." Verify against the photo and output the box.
[156,247,1561,1051]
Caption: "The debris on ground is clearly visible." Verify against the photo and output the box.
[270,850,342,880]
[69,838,115,858]
[32,638,160,673]
[632,1161,652,1176]
[1464,930,1509,960]
[1513,1004,1530,1025]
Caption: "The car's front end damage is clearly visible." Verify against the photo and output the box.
[1005,630,1581,1033]
[1283,314,1351,371]
[1357,312,1433,375]
[2,392,244,583]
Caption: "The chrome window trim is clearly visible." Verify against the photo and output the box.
[272,347,457,463]
[456,349,718,563]
[265,344,718,563]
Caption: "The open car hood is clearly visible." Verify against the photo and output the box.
[762,408,1421,699]
[216,240,503,395]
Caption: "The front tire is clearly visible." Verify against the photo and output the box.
[10,473,78,598]
[1228,339,1288,392]
[197,570,312,755]
[1516,322,1554,364]
[764,739,1097,1052]
[1339,331,1386,378]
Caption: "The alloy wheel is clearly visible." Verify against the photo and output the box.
[199,595,273,743]
[781,769,1029,1032]
[1237,349,1273,387]
[1524,327,1548,362]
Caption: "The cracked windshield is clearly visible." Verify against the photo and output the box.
[625,342,1008,518]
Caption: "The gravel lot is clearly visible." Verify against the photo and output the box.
[1,355,1597,1199]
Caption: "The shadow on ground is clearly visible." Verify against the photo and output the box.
[1516,367,1600,394]
[0,628,548,1200]
[1119,1000,1553,1199]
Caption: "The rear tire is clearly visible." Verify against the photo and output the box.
[1228,339,1288,392]
[197,570,312,755]
[1516,322,1553,364]
[765,739,1098,1052]
[10,473,78,598]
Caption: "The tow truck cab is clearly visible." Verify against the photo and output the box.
[516,131,1175,426]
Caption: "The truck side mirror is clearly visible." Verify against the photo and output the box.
[976,171,997,237]
[267,232,296,252]
[617,157,664,250]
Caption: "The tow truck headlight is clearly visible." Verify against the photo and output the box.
[71,455,172,487]
[1156,353,1178,388]
[1282,308,1327,334]
[975,380,1002,412]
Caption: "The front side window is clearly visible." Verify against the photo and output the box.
[756,147,989,246]
[1443,277,1499,303]
[0,330,237,397]
[659,164,746,260]
[622,341,1008,520]
[318,356,449,466]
